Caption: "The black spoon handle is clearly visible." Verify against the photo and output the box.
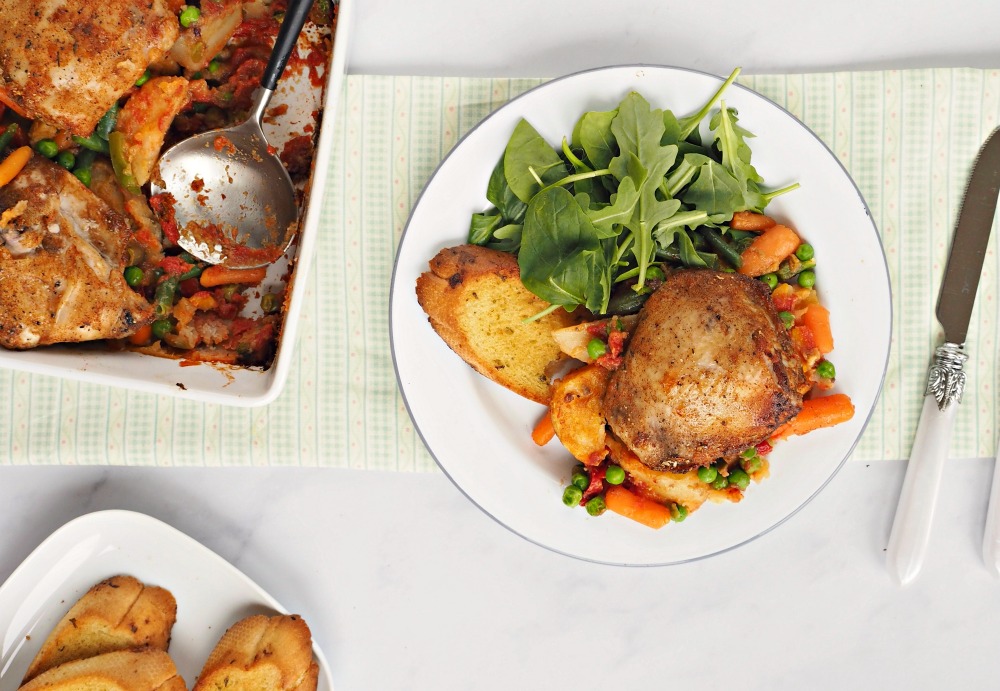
[261,0,315,91]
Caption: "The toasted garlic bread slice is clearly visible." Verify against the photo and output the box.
[23,575,177,683]
[416,244,581,404]
[193,614,317,691]
[18,649,186,691]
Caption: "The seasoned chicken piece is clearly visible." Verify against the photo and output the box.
[602,269,806,472]
[0,0,179,136]
[0,157,153,349]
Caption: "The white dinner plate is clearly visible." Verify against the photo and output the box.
[0,510,334,690]
[390,64,892,565]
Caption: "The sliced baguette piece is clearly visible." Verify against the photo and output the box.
[415,244,581,404]
[23,575,178,683]
[192,614,317,691]
[18,649,187,691]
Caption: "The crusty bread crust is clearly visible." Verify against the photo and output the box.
[193,615,316,691]
[23,575,177,684]
[415,244,581,404]
[18,649,186,691]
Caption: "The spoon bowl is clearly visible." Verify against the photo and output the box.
[151,0,314,268]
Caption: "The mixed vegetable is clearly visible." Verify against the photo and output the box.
[0,0,336,365]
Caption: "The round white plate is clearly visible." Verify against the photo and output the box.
[390,65,891,566]
[0,510,335,691]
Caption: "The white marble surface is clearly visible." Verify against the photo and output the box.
[1,462,999,690]
[4,2,1000,689]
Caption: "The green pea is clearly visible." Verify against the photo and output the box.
[123,266,144,287]
[778,311,795,329]
[562,485,583,507]
[729,469,751,491]
[56,150,76,170]
[208,59,221,74]
[605,464,625,485]
[740,455,763,474]
[697,466,717,483]
[711,475,730,490]
[135,69,151,87]
[151,319,173,340]
[74,168,92,186]
[571,472,589,491]
[34,139,59,159]
[798,270,816,288]
[760,273,778,290]
[586,338,607,360]
[740,447,758,459]
[179,5,201,27]
[795,243,815,262]
[670,503,688,522]
[585,496,606,516]
[260,292,280,314]
[817,360,836,379]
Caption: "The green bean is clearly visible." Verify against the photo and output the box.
[73,168,92,186]
[604,289,649,316]
[698,226,743,269]
[135,69,152,87]
[178,264,204,281]
[72,134,110,154]
[153,277,179,318]
[95,104,120,141]
[0,123,17,155]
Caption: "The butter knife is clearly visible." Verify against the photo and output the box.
[887,126,1000,586]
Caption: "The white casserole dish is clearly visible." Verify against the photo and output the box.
[0,0,353,407]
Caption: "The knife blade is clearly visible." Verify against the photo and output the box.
[887,126,1000,586]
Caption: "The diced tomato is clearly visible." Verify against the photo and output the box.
[756,440,773,456]
[159,255,193,276]
[179,277,202,297]
[580,464,607,505]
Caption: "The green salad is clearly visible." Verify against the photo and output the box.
[467,67,798,317]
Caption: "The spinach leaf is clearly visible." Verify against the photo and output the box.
[469,209,502,245]
[573,109,618,171]
[486,157,527,223]
[503,119,570,203]
[518,186,613,313]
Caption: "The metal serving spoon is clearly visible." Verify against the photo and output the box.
[152,0,315,268]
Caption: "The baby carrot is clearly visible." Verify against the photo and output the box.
[771,393,855,441]
[730,210,776,231]
[605,485,673,529]
[200,265,267,288]
[0,146,32,187]
[531,409,555,446]
[737,224,801,277]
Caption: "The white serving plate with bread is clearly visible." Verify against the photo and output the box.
[0,0,353,408]
[0,510,334,691]
[391,65,892,565]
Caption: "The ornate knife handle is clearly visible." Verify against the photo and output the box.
[925,342,968,411]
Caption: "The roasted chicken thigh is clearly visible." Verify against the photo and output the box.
[0,157,153,349]
[602,269,806,472]
[0,0,179,136]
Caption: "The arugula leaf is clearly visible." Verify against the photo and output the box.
[680,159,747,217]
[518,186,613,313]
[503,119,570,203]
[710,103,765,212]
[608,93,680,287]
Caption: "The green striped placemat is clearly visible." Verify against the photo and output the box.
[1,68,998,467]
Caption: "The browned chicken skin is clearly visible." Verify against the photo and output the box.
[0,157,154,349]
[602,269,806,472]
[0,0,179,136]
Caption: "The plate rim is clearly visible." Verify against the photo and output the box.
[389,62,893,566]
[0,509,335,689]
